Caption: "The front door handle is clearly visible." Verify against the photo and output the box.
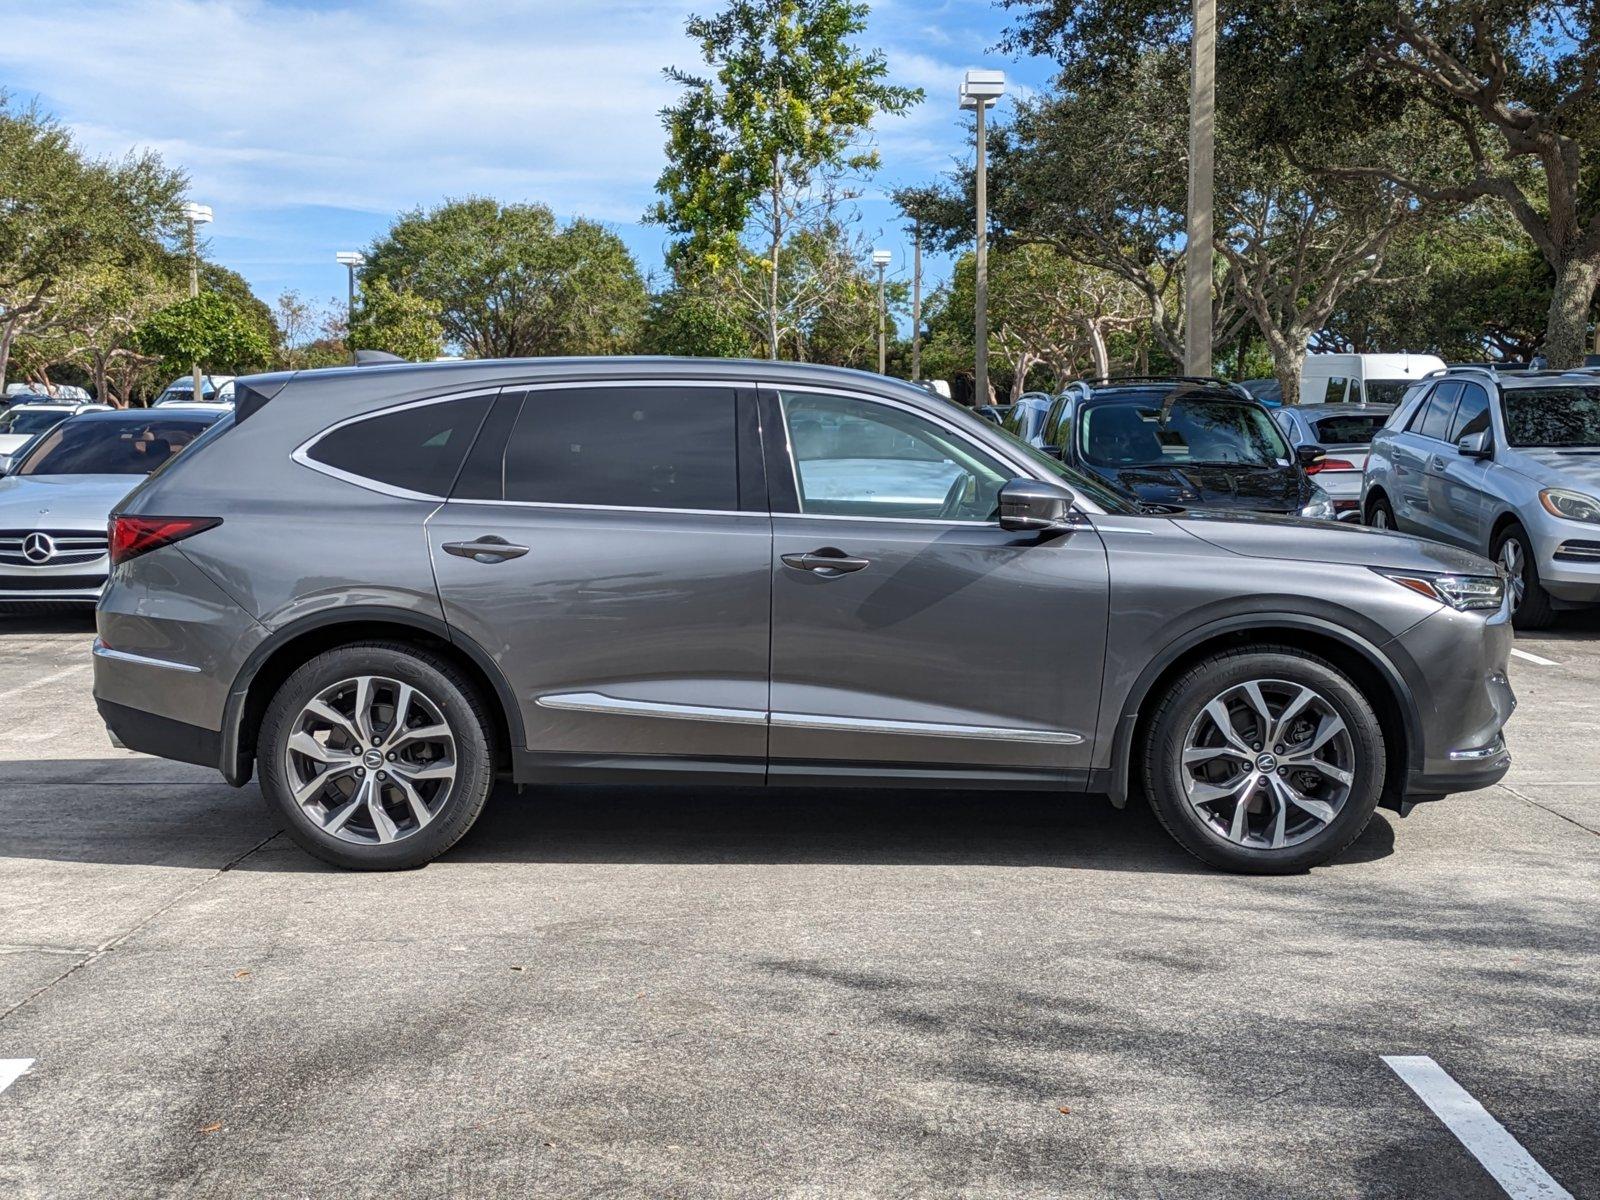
[443,535,529,563]
[781,548,870,575]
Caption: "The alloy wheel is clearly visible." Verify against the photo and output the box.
[1498,538,1526,609]
[284,675,457,845]
[1370,506,1389,529]
[1181,678,1356,850]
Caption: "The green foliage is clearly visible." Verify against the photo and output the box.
[649,0,920,356]
[641,287,755,358]
[135,292,273,378]
[363,197,647,358]
[351,277,445,362]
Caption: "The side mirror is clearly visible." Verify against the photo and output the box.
[998,478,1076,533]
[1458,430,1493,460]
[1295,444,1326,469]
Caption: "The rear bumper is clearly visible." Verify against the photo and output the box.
[97,697,221,770]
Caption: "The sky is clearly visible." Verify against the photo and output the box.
[2,0,1058,328]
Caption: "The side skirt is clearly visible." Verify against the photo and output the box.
[512,750,1084,791]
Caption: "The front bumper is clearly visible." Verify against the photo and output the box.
[0,539,109,603]
[1530,515,1600,603]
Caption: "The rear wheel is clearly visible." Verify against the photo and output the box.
[1492,522,1554,631]
[258,642,496,870]
[1141,648,1385,873]
[1365,493,1395,530]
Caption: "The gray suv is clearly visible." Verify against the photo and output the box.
[93,359,1515,874]
[1362,366,1600,628]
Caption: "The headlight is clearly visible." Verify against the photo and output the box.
[1299,486,1335,520]
[1540,488,1600,524]
[1374,569,1506,611]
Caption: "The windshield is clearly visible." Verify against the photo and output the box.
[1502,386,1600,448]
[989,423,1139,514]
[1310,413,1389,446]
[1080,397,1290,469]
[0,409,72,436]
[1364,380,1415,405]
[16,415,219,476]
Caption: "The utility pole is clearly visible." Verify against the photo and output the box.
[872,249,892,374]
[180,202,213,401]
[911,220,923,381]
[961,70,1005,406]
[1184,0,1216,377]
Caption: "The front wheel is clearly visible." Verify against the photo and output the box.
[1365,493,1395,530]
[1141,648,1386,873]
[258,642,497,870]
[1492,523,1554,631]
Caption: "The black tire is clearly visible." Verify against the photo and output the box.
[1492,522,1555,631]
[1141,647,1386,874]
[258,641,497,870]
[1365,492,1395,530]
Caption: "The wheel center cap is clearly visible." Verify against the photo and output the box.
[1256,753,1278,772]
[363,749,384,769]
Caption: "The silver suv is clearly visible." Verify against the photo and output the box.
[93,359,1515,873]
[1361,366,1600,628]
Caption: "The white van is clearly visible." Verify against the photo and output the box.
[1299,353,1444,407]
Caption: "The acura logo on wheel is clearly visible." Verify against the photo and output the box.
[22,532,56,565]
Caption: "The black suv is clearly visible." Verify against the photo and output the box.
[1029,377,1335,519]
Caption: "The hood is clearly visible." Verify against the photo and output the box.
[1502,447,1600,493]
[0,434,34,454]
[1177,507,1495,574]
[0,474,141,529]
[1095,462,1307,512]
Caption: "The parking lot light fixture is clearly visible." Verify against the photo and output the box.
[959,70,1004,406]
[180,202,214,402]
[335,252,366,350]
[872,249,892,375]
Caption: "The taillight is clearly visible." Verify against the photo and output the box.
[1306,457,1356,475]
[109,516,221,565]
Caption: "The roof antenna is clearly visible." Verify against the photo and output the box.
[352,349,406,367]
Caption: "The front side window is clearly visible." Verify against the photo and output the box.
[781,390,1009,521]
[1448,384,1492,442]
[1501,386,1600,447]
[1079,398,1290,469]
[1365,379,1415,405]
[502,385,738,510]
[1322,376,1349,404]
[1412,381,1461,441]
[18,416,218,477]
[306,394,493,497]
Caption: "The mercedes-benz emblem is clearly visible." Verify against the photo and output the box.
[22,532,56,565]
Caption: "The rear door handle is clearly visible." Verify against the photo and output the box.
[443,535,529,563]
[781,548,870,575]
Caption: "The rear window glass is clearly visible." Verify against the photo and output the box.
[307,395,493,496]
[501,385,738,510]
[1310,414,1388,446]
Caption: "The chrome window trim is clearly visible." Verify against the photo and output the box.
[292,387,504,502]
[92,639,201,674]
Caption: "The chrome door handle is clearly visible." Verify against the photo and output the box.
[443,536,529,563]
[781,548,870,575]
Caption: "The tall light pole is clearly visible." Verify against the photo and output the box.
[1184,0,1217,377]
[872,249,892,374]
[910,220,923,381]
[961,70,1004,406]
[336,252,365,351]
[180,202,213,401]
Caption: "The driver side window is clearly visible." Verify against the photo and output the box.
[779,390,1010,522]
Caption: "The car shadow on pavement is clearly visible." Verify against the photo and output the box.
[0,612,98,634]
[0,761,1396,874]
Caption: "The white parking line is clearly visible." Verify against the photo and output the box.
[0,1058,33,1096]
[1510,648,1558,667]
[1383,1056,1572,1199]
[0,662,90,702]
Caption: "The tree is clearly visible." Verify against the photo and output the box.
[28,263,176,406]
[350,277,446,362]
[135,292,273,380]
[649,0,921,358]
[1002,0,1600,367]
[0,95,185,386]
[641,284,756,358]
[363,198,647,358]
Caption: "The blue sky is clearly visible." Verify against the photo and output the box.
[3,0,1058,327]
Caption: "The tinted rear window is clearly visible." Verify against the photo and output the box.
[307,395,493,496]
[1310,413,1388,446]
[501,385,738,510]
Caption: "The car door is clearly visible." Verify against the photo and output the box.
[1392,381,1459,536]
[428,379,772,780]
[1429,381,1496,551]
[763,385,1110,785]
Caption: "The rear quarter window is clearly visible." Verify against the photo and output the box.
[304,394,494,497]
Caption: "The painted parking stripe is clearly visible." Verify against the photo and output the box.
[0,662,90,702]
[1383,1056,1572,1199]
[1510,648,1558,667]
[0,1058,33,1096]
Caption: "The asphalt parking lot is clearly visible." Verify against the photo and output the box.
[0,613,1596,1199]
